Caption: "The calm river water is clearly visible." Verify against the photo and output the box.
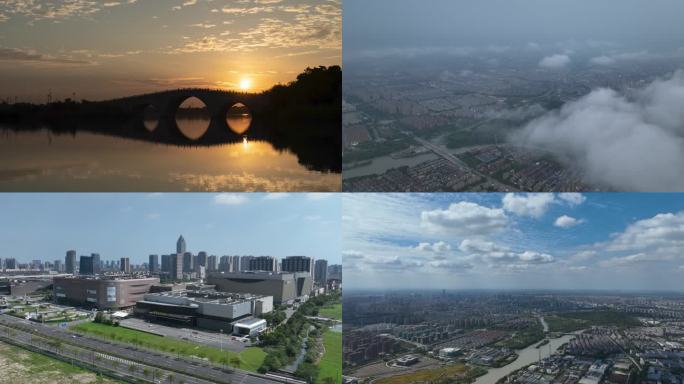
[0,124,340,192]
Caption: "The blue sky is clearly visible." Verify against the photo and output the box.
[343,193,684,291]
[0,193,341,265]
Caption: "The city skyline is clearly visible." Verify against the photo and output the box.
[0,0,341,102]
[343,193,684,291]
[0,192,341,265]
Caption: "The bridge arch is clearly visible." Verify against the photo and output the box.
[142,104,160,132]
[225,102,252,135]
[173,96,211,140]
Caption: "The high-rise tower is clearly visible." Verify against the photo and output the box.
[176,235,186,254]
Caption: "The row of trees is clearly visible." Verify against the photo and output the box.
[258,293,341,383]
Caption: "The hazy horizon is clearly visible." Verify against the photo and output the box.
[0,193,342,265]
[344,0,684,61]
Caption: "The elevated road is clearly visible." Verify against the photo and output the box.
[413,136,517,191]
[0,314,281,384]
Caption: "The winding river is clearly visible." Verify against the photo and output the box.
[473,320,577,384]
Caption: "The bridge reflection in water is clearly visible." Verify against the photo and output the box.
[0,100,341,191]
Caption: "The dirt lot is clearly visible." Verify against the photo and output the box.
[0,341,121,384]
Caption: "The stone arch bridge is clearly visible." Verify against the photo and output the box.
[102,89,271,143]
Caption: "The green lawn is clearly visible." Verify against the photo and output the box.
[72,322,266,372]
[317,330,341,384]
[318,303,342,321]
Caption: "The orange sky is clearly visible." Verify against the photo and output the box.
[0,0,341,102]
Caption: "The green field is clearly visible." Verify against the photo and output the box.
[0,340,121,384]
[546,311,640,333]
[497,325,544,350]
[317,330,341,384]
[318,304,342,320]
[72,322,266,372]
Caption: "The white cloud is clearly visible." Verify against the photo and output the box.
[510,71,684,191]
[558,193,586,206]
[428,260,474,271]
[458,238,507,254]
[214,193,249,205]
[485,250,555,265]
[502,193,555,218]
[571,250,598,261]
[421,201,508,235]
[415,241,451,253]
[539,54,571,69]
[554,215,584,228]
[604,211,684,253]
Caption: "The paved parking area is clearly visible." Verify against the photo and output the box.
[119,318,250,353]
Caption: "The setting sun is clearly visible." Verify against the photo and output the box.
[239,78,252,91]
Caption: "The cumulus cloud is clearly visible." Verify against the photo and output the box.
[558,193,586,206]
[554,215,584,228]
[510,71,684,191]
[415,241,451,253]
[458,239,554,266]
[604,211,684,253]
[593,211,684,267]
[421,202,508,235]
[502,193,555,218]
[485,250,555,265]
[539,54,571,68]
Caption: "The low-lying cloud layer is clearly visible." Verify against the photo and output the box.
[510,70,684,191]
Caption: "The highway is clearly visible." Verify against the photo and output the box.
[0,314,282,384]
[412,136,518,191]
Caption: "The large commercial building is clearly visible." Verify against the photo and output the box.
[53,276,159,309]
[248,256,278,272]
[65,250,77,274]
[134,289,272,332]
[149,254,159,273]
[0,276,54,297]
[207,271,313,305]
[282,256,313,275]
[314,259,328,286]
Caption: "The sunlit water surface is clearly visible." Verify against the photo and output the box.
[0,128,340,192]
